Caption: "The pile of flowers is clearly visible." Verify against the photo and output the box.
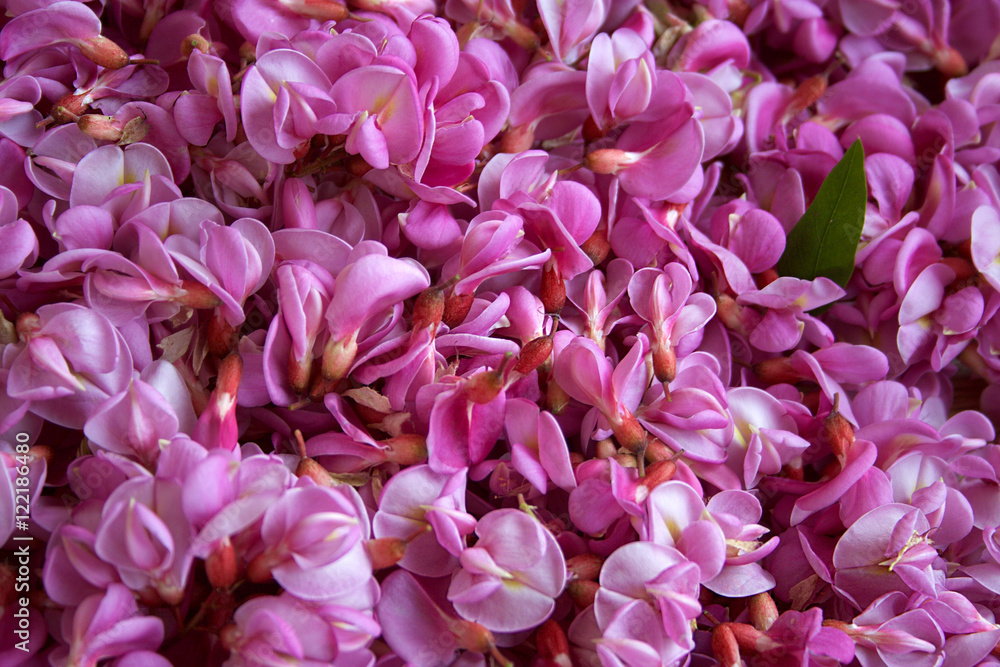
[4,0,1000,664]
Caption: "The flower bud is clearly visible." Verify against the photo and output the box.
[442,292,474,328]
[15,312,41,341]
[412,287,445,333]
[177,280,224,309]
[514,335,553,375]
[541,261,565,314]
[77,36,130,69]
[208,311,237,357]
[652,343,677,384]
[546,378,571,415]
[288,349,314,396]
[748,592,779,631]
[383,434,428,466]
[566,553,603,581]
[934,45,967,77]
[366,537,407,570]
[181,33,211,56]
[584,148,635,175]
[581,228,611,265]
[118,115,151,145]
[823,394,855,460]
[77,114,123,142]
[716,293,753,337]
[296,456,332,486]
[500,124,536,153]
[51,94,88,124]
[567,579,599,608]
[321,334,358,383]
[206,537,239,589]
[712,624,742,667]
[638,459,677,495]
[610,410,646,454]
[753,357,803,384]
[595,438,618,459]
[536,620,571,667]
[464,368,504,404]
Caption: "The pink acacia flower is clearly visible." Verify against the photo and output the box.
[222,593,378,667]
[240,49,336,165]
[248,483,377,606]
[448,508,566,633]
[832,504,939,611]
[6,304,133,429]
[94,477,194,605]
[372,464,477,577]
[554,334,652,457]
[594,541,702,662]
[49,584,164,667]
[628,263,716,382]
[586,28,656,132]
[503,397,577,494]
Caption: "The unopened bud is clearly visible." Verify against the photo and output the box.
[77,114,123,142]
[51,93,88,124]
[934,45,968,77]
[285,0,349,20]
[595,439,618,459]
[118,114,151,145]
[716,293,752,337]
[546,379,570,415]
[611,410,646,454]
[823,393,855,460]
[177,280,223,309]
[208,311,237,357]
[296,456,332,486]
[541,261,565,314]
[652,343,676,384]
[412,287,445,333]
[442,292,474,328]
[567,579,599,608]
[712,624,742,667]
[365,537,407,569]
[77,36,130,69]
[500,124,535,154]
[584,148,634,175]
[581,228,611,265]
[383,434,428,466]
[536,620,571,667]
[612,452,637,468]
[753,357,803,384]
[783,74,828,122]
[181,33,211,56]
[637,459,677,497]
[748,592,779,631]
[452,619,495,653]
[217,353,243,397]
[206,537,239,589]
[288,349,314,396]
[754,268,780,288]
[321,334,358,383]
[514,335,553,375]
[464,368,504,404]
[644,438,674,462]
[566,553,603,581]
[347,154,373,177]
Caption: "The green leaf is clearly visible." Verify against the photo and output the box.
[776,139,867,286]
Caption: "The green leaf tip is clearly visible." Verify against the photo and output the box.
[776,139,867,287]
